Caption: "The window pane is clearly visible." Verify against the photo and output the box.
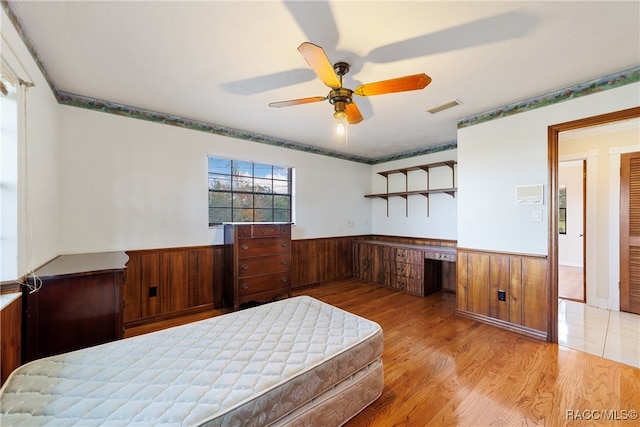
[274,195,290,209]
[255,209,274,222]
[255,194,273,208]
[232,160,253,177]
[273,209,290,222]
[232,175,252,191]
[208,157,231,175]
[273,166,289,180]
[233,193,253,208]
[254,163,272,178]
[209,191,231,208]
[254,178,272,193]
[233,208,254,222]
[209,174,231,191]
[210,207,231,224]
[273,180,290,194]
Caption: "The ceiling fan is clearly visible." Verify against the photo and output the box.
[268,42,432,125]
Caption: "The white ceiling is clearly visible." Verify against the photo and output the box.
[7,0,640,161]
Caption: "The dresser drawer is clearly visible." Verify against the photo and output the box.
[389,261,423,279]
[238,272,290,297]
[394,249,423,264]
[236,224,290,239]
[237,238,290,256]
[424,250,456,262]
[237,254,290,277]
[386,274,423,296]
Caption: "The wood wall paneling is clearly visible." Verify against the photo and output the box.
[456,248,549,340]
[292,237,354,288]
[189,247,216,307]
[509,258,523,325]
[456,251,468,310]
[124,246,217,327]
[489,255,510,321]
[143,253,161,318]
[468,253,490,316]
[521,258,549,332]
[164,251,189,313]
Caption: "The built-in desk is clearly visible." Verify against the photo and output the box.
[23,252,128,362]
[353,240,456,296]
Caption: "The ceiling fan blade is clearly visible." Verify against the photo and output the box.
[268,96,327,108]
[346,102,363,124]
[353,73,432,97]
[297,42,341,89]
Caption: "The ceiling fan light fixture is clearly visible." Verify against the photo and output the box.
[333,100,348,119]
[427,99,462,114]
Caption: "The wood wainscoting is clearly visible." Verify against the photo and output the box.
[123,236,360,329]
[291,236,357,289]
[124,246,222,329]
[456,248,549,341]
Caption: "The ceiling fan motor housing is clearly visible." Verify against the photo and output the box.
[330,87,353,119]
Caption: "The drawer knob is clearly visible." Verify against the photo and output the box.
[241,244,249,250]
[241,264,249,270]
[281,242,288,247]
[281,277,288,283]
[241,284,249,290]
[281,260,289,265]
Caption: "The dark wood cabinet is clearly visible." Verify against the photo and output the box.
[353,241,387,285]
[386,247,425,295]
[353,240,456,297]
[225,223,292,310]
[23,252,127,362]
[1,294,21,385]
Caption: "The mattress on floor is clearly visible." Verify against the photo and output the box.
[0,295,383,426]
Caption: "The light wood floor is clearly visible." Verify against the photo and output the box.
[294,280,640,426]
[558,265,584,301]
[125,279,640,425]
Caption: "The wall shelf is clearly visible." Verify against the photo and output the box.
[365,161,457,216]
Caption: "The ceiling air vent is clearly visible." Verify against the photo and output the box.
[426,99,462,114]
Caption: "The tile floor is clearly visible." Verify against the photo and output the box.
[558,299,640,368]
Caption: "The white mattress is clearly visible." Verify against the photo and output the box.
[0,296,383,426]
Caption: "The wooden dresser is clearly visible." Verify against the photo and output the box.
[224,223,292,310]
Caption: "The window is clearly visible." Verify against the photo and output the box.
[1,60,19,281]
[208,156,293,225]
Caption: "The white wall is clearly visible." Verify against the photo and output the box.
[57,105,372,253]
[457,83,640,255]
[370,150,458,240]
[1,8,61,279]
[558,161,584,268]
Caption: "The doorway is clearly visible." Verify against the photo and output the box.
[558,160,585,302]
[548,106,640,343]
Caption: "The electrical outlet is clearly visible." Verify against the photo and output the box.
[498,290,506,301]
